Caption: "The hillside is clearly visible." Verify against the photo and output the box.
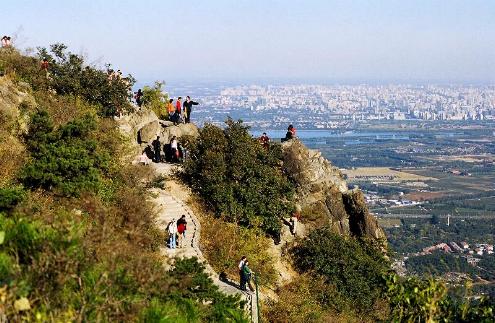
[1,45,494,322]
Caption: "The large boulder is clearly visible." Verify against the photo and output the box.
[138,120,161,143]
[281,139,386,244]
[160,123,199,144]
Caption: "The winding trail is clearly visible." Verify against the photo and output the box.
[150,163,258,323]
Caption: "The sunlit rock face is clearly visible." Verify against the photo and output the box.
[281,139,387,244]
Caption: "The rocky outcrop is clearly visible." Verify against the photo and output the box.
[282,139,386,243]
[118,107,199,151]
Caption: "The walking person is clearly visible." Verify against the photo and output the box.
[183,96,199,124]
[177,215,187,248]
[242,260,255,292]
[152,136,161,162]
[167,218,177,249]
[238,256,247,290]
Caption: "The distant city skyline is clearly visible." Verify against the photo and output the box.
[2,0,495,84]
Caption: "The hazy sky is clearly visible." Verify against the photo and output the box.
[2,0,495,83]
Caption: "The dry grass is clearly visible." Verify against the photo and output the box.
[189,197,278,287]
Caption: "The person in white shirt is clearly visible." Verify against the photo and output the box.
[170,136,179,163]
[167,218,177,249]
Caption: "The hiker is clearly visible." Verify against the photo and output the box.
[167,99,175,118]
[176,97,182,116]
[170,136,179,163]
[40,59,49,78]
[135,89,143,107]
[183,96,199,124]
[1,36,11,48]
[152,136,161,162]
[242,260,255,292]
[290,211,300,236]
[137,151,151,165]
[284,124,296,141]
[259,132,270,149]
[177,215,187,248]
[238,256,247,290]
[167,218,177,249]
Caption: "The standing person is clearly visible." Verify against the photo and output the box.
[167,218,177,249]
[152,136,161,162]
[134,89,143,107]
[167,99,175,118]
[242,260,255,292]
[170,136,178,163]
[259,132,270,149]
[183,96,199,124]
[238,256,247,290]
[40,59,49,78]
[290,205,301,236]
[176,97,182,115]
[177,215,187,248]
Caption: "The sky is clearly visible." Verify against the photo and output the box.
[2,0,495,84]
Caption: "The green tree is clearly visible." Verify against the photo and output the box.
[20,110,110,196]
[184,119,294,237]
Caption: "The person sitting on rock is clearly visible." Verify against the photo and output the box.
[285,124,296,141]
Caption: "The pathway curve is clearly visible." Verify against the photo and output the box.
[150,163,258,323]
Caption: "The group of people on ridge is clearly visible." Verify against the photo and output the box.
[167,215,188,249]
[166,96,199,125]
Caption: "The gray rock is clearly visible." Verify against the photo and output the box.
[138,120,161,143]
[281,139,387,246]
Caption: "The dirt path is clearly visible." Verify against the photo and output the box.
[150,163,258,323]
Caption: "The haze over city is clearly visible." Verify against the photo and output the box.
[2,0,495,84]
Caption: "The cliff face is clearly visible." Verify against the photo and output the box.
[282,139,386,243]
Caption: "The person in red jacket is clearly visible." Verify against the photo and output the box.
[177,214,187,248]
[176,97,182,114]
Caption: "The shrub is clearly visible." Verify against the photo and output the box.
[37,43,135,116]
[184,119,295,237]
[142,81,169,119]
[20,111,111,196]
[0,186,25,211]
[292,228,390,314]
[199,213,277,286]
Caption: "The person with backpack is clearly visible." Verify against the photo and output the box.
[177,215,187,248]
[167,218,177,249]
